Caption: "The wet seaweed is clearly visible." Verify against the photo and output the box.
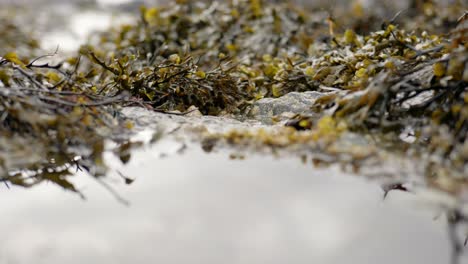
[0,45,131,194]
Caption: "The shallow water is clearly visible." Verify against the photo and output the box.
[1,1,467,263]
[0,141,460,264]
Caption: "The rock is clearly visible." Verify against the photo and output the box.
[249,91,324,124]
[185,105,203,117]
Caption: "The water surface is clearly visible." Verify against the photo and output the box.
[0,144,456,264]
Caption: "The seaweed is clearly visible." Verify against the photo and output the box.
[76,0,330,114]
[306,21,467,194]
[0,43,131,194]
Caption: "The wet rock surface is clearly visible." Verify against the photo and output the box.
[249,91,324,124]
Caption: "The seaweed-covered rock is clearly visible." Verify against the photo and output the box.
[0,0,467,208]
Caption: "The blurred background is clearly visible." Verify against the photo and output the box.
[1,0,463,54]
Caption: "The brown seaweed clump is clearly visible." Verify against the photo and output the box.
[76,0,329,114]
[0,35,131,193]
[308,17,467,194]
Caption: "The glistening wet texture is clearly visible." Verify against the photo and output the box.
[0,146,455,264]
